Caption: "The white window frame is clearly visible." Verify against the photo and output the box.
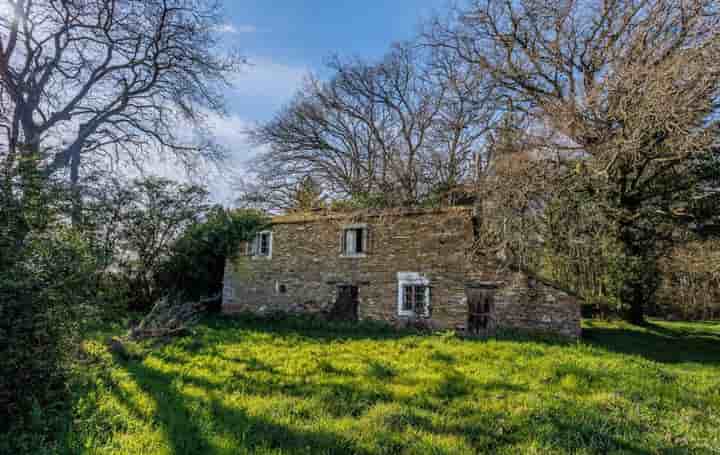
[397,272,430,317]
[340,223,368,258]
[248,230,273,258]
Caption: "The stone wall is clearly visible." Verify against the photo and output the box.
[223,207,582,338]
[224,208,475,329]
[493,273,582,339]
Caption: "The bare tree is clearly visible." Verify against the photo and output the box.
[247,75,388,206]
[0,0,241,223]
[426,0,720,323]
[247,43,497,209]
[328,46,444,203]
[423,44,498,194]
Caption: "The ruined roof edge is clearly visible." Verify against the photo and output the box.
[270,206,474,225]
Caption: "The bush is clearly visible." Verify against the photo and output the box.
[0,224,99,437]
[158,208,267,309]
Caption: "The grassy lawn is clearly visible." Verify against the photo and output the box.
[58,316,720,454]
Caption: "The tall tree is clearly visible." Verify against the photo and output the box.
[426,0,720,323]
[247,43,497,208]
[0,0,240,224]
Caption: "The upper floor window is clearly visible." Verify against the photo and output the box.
[341,224,368,257]
[249,231,272,258]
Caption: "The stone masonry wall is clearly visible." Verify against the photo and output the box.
[223,208,476,329]
[493,273,582,339]
[223,207,582,338]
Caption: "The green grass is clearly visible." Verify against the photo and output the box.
[53,317,720,454]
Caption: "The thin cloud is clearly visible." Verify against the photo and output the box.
[216,23,257,34]
[229,57,309,110]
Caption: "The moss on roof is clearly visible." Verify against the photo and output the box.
[270,206,474,225]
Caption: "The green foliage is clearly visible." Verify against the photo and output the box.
[289,176,325,212]
[0,171,101,438]
[32,317,720,454]
[103,177,211,310]
[159,208,267,307]
[328,193,386,211]
[0,170,228,445]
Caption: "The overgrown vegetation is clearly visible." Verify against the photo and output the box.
[4,316,717,454]
[0,171,265,443]
[425,0,720,323]
[1,0,248,439]
[0,159,97,435]
[160,207,267,308]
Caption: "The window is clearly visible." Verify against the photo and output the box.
[249,231,272,258]
[397,272,430,317]
[401,284,428,314]
[341,224,368,256]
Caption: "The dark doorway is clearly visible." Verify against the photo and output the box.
[466,287,496,336]
[329,285,359,321]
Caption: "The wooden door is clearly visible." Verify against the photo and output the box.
[329,285,359,321]
[466,288,496,336]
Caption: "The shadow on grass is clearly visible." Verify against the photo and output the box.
[112,356,533,454]
[115,358,372,454]
[583,320,720,365]
[205,314,720,367]
[203,313,418,342]
[100,316,715,455]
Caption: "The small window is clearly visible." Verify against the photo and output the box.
[341,225,367,256]
[397,273,430,317]
[249,231,272,258]
[401,285,429,315]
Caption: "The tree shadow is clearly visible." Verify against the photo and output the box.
[113,357,373,454]
[204,314,418,343]
[583,320,720,365]
[102,327,713,455]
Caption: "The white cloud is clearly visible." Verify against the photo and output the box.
[100,112,262,207]
[235,25,258,33]
[203,113,267,205]
[229,57,309,114]
[208,113,254,150]
[216,23,257,34]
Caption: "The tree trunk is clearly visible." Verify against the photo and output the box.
[624,287,647,325]
[70,146,82,226]
[617,226,660,325]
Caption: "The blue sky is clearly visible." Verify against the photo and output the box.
[191,1,449,204]
[221,0,447,120]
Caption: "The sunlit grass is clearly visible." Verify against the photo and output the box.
[62,316,720,454]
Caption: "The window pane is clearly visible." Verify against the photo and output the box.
[355,228,364,253]
[260,233,269,255]
[345,229,356,254]
[415,286,426,312]
[402,285,414,311]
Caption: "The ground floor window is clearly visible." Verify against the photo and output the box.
[397,272,430,317]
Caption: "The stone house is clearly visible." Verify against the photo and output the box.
[222,206,581,338]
